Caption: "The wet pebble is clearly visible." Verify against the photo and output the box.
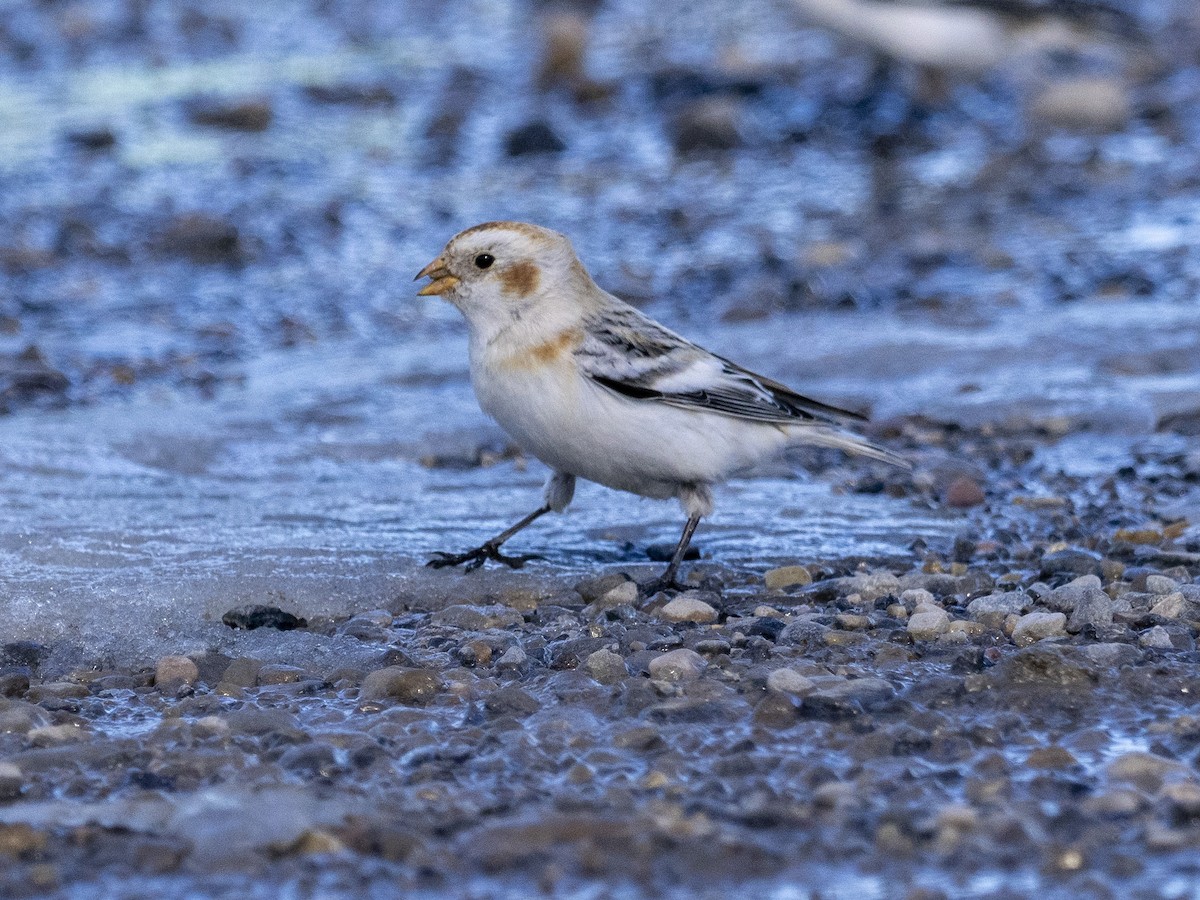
[505,121,566,156]
[801,678,894,718]
[907,606,949,640]
[672,97,741,154]
[155,655,199,687]
[1031,76,1132,131]
[359,667,445,705]
[186,96,273,132]
[585,649,627,684]
[1150,593,1190,619]
[967,592,1025,626]
[1044,574,1103,612]
[944,475,985,508]
[222,605,307,631]
[843,571,900,601]
[27,682,88,702]
[495,646,528,673]
[766,668,814,696]
[257,664,307,686]
[659,594,719,624]
[158,214,244,265]
[763,566,812,590]
[1011,612,1066,645]
[647,649,706,681]
[1066,590,1115,633]
[432,604,523,630]
[1139,626,1175,650]
[0,762,23,800]
[1145,575,1179,595]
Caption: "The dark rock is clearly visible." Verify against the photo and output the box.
[64,127,117,150]
[1040,548,1104,578]
[744,617,786,641]
[0,347,70,410]
[800,678,895,718]
[158,214,243,264]
[221,605,307,631]
[360,667,444,704]
[0,642,48,672]
[186,96,273,131]
[483,685,540,716]
[645,542,702,562]
[672,97,741,154]
[304,82,397,106]
[504,120,566,156]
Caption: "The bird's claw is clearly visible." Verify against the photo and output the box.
[426,544,542,571]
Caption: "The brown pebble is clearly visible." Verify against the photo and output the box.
[945,476,985,508]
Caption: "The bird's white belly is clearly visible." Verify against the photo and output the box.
[472,356,787,498]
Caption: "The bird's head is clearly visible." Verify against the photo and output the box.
[415,221,592,336]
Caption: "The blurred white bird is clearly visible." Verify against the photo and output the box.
[416,221,907,592]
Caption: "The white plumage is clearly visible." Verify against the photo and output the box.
[416,221,906,589]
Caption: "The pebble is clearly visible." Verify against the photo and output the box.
[1031,76,1132,131]
[900,588,935,608]
[1066,590,1115,633]
[845,571,900,601]
[585,649,627,684]
[28,723,88,745]
[505,120,566,156]
[359,667,445,704]
[944,475,985,508]
[155,656,199,687]
[599,581,639,607]
[495,646,528,671]
[257,664,306,686]
[27,681,88,701]
[659,595,719,624]
[763,566,812,590]
[766,668,814,695]
[967,592,1026,626]
[221,604,306,631]
[1011,612,1067,646]
[159,214,244,266]
[672,96,741,154]
[0,762,23,800]
[186,97,273,132]
[907,607,950,640]
[1150,593,1189,619]
[1139,626,1175,650]
[1045,574,1103,612]
[802,678,894,717]
[1161,782,1200,818]
[647,649,706,681]
[432,605,523,630]
[1145,575,1179,595]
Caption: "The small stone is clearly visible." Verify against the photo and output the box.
[155,656,199,687]
[257,664,306,685]
[27,723,88,745]
[766,668,814,695]
[1150,593,1189,619]
[1139,626,1175,649]
[432,604,523,630]
[886,603,908,620]
[1031,76,1132,131]
[846,571,901,602]
[359,667,444,704]
[599,581,639,607]
[1012,612,1067,646]
[1146,575,1179,595]
[495,646,527,671]
[186,96,273,132]
[576,573,635,604]
[753,605,783,618]
[835,613,871,630]
[26,681,88,701]
[0,823,47,856]
[1045,575,1104,612]
[764,565,812,590]
[659,595,718,624]
[945,476,985,508]
[1026,746,1079,769]
[967,592,1026,626]
[907,608,950,640]
[1107,752,1186,791]
[222,604,306,631]
[647,649,706,681]
[1161,782,1200,818]
[672,96,740,154]
[159,214,243,265]
[900,588,935,608]
[505,120,566,156]
[585,649,627,684]
[0,762,23,801]
[1040,549,1103,578]
[1067,590,1115,633]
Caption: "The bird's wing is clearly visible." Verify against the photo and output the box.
[576,305,866,425]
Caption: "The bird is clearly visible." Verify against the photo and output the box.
[415,221,907,593]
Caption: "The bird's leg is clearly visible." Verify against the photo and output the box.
[640,513,702,595]
[427,504,552,571]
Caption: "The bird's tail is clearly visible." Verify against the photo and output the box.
[787,426,912,470]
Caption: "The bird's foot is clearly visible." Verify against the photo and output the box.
[426,542,542,572]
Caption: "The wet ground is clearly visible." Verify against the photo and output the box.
[2,0,1200,896]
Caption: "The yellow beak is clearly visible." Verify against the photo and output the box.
[414,257,460,296]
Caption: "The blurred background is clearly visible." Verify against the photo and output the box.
[1,0,1196,419]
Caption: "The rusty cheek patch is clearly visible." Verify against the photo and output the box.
[499,260,541,297]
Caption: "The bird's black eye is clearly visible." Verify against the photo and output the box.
[474,253,495,270]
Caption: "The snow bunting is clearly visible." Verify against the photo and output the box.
[416,221,907,591]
